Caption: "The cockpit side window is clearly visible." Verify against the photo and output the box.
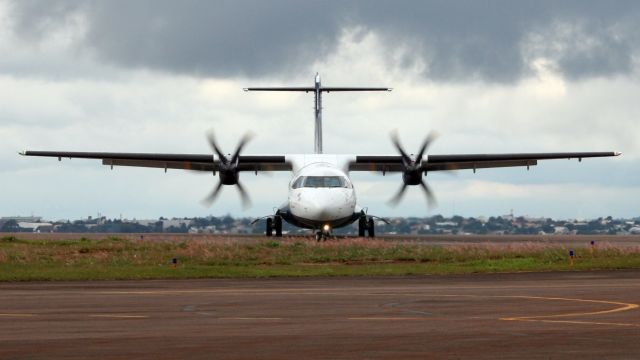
[342,176,352,189]
[291,176,305,189]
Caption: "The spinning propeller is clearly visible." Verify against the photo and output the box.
[388,130,439,209]
[201,131,253,209]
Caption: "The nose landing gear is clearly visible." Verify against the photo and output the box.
[316,224,332,242]
[315,230,332,242]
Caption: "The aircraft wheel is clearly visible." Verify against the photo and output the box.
[274,216,283,237]
[367,218,375,238]
[315,231,322,242]
[266,218,273,237]
[358,216,366,237]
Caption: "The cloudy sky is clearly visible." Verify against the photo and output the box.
[2,0,639,220]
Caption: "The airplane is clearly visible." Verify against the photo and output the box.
[20,73,621,241]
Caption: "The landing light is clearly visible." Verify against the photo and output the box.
[323,224,330,232]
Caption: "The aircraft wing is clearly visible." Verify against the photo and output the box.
[19,151,292,172]
[349,152,621,172]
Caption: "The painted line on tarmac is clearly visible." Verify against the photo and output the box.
[218,317,283,320]
[92,283,640,296]
[507,318,640,327]
[0,313,36,317]
[348,317,427,321]
[88,314,148,319]
[498,295,639,327]
[405,294,640,327]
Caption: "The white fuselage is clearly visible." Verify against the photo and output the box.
[282,155,360,230]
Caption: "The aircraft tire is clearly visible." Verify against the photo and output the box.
[266,218,273,237]
[367,218,375,238]
[358,216,366,237]
[275,216,282,237]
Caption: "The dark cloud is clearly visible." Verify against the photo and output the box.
[7,0,640,82]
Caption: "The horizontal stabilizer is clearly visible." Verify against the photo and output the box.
[244,87,391,92]
[321,87,392,92]
[244,87,314,92]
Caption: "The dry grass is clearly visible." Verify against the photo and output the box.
[1,234,639,281]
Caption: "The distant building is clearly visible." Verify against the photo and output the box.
[554,226,569,234]
[2,216,42,223]
[189,225,217,234]
[130,219,192,230]
[161,219,193,229]
[17,222,53,233]
[435,221,458,227]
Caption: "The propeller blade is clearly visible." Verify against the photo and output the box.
[236,181,252,209]
[390,130,412,165]
[387,183,408,207]
[206,130,228,164]
[419,180,438,209]
[201,181,224,207]
[415,131,438,164]
[230,132,254,165]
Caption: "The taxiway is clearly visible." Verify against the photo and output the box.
[1,271,639,359]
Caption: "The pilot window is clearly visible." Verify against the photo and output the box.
[291,176,350,188]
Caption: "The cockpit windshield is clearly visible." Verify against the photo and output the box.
[291,176,350,189]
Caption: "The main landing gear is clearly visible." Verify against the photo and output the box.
[358,215,375,238]
[265,215,283,237]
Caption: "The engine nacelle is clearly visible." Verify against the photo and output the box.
[219,167,239,185]
[402,168,423,186]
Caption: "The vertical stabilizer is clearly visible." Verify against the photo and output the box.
[314,73,322,154]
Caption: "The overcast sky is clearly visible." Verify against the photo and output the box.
[2,0,638,220]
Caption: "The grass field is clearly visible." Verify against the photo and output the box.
[1,234,639,281]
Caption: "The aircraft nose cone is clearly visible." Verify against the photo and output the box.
[291,189,355,222]
[306,197,339,221]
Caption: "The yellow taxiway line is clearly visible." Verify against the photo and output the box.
[498,295,639,327]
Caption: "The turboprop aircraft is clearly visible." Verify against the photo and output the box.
[20,74,620,240]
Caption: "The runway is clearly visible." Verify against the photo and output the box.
[1,271,640,359]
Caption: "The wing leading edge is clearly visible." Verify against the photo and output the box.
[350,152,621,172]
[19,151,292,172]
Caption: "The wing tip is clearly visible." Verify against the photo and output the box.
[18,150,27,156]
[615,151,622,156]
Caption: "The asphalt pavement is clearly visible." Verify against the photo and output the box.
[1,271,640,359]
